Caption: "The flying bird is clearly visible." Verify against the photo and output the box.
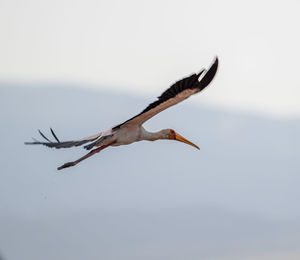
[25,57,218,170]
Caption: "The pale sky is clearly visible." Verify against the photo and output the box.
[1,0,300,117]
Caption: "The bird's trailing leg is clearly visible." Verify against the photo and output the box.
[57,143,114,170]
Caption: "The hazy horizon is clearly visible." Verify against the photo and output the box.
[2,80,300,121]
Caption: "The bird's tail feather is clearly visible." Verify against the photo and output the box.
[24,128,102,149]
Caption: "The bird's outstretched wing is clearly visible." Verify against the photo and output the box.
[25,128,102,149]
[113,57,218,130]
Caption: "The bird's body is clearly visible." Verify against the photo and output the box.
[104,127,173,146]
[25,57,218,170]
[112,125,142,146]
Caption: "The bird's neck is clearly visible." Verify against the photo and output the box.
[142,129,169,141]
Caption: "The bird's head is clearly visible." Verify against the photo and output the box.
[167,129,200,150]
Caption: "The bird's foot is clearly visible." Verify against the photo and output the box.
[57,161,76,170]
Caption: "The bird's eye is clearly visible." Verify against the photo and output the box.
[170,129,176,139]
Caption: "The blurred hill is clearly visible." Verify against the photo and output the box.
[0,83,299,260]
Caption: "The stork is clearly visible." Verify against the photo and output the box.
[25,57,218,170]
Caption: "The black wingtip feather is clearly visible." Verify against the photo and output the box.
[38,130,52,142]
[198,56,218,89]
[50,128,60,143]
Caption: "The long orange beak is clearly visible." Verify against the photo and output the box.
[175,132,200,150]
